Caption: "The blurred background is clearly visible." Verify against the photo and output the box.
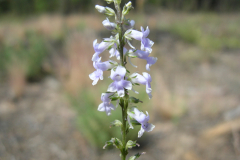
[0,0,240,159]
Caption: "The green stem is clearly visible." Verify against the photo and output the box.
[121,98,127,160]
[114,1,128,159]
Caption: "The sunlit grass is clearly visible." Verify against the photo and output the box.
[0,31,49,80]
[158,12,240,51]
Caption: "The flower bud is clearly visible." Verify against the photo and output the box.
[123,19,135,30]
[126,140,140,149]
[110,120,122,127]
[102,18,116,30]
[95,5,106,13]
[122,1,133,16]
[126,1,132,7]
[95,5,115,16]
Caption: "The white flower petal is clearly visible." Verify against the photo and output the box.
[117,88,125,97]
[128,57,137,68]
[92,79,99,85]
[128,116,134,129]
[107,82,118,92]
[132,88,139,94]
[145,123,155,132]
[123,80,132,90]
[138,127,145,138]
[98,103,105,111]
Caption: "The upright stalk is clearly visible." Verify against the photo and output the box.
[114,1,128,159]
[121,96,128,160]
[93,1,156,160]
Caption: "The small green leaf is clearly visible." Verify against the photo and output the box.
[127,70,130,73]
[129,97,143,103]
[103,140,113,149]
[134,83,140,86]
[111,138,123,150]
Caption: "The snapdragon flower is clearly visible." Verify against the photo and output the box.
[89,57,117,85]
[108,66,132,97]
[130,72,152,99]
[98,92,116,115]
[125,26,154,53]
[128,108,155,138]
[92,38,115,61]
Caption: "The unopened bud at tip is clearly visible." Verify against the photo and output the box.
[126,1,132,7]
[95,5,106,13]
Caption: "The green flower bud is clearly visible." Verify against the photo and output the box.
[122,1,133,16]
[110,120,122,127]
[126,140,140,149]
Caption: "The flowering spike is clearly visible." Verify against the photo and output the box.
[91,0,157,158]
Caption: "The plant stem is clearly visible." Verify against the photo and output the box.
[121,97,127,160]
[114,1,128,159]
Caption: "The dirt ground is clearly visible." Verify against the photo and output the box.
[0,14,240,160]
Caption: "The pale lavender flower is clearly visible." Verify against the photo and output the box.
[127,108,155,138]
[89,57,117,85]
[130,72,152,99]
[141,37,154,53]
[98,93,116,116]
[89,58,103,85]
[109,43,119,58]
[145,57,157,71]
[125,29,142,41]
[102,18,116,30]
[92,38,115,61]
[129,49,157,71]
[108,66,132,97]
[125,26,154,53]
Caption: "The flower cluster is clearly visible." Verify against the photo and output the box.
[89,0,156,159]
[90,0,156,136]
